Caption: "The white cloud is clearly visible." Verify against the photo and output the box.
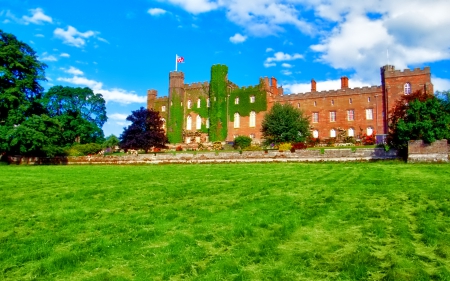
[22,8,53,24]
[40,53,57,61]
[61,66,84,76]
[97,37,109,44]
[110,113,129,120]
[57,76,147,104]
[264,51,303,67]
[264,62,276,68]
[54,26,97,47]
[229,33,247,44]
[165,0,218,14]
[148,8,167,16]
[60,53,70,58]
[281,69,292,75]
[35,34,44,37]
[266,47,274,52]
[281,63,293,68]
[433,77,450,92]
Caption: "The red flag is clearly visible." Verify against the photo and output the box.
[177,56,184,63]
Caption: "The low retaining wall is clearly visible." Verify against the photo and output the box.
[7,148,399,165]
[408,140,449,163]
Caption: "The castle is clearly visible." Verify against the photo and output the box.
[147,65,433,144]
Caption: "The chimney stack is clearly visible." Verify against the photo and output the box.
[341,76,349,89]
[311,79,317,92]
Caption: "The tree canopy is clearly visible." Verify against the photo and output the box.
[120,107,168,152]
[387,90,450,150]
[261,102,310,145]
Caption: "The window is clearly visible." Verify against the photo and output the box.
[366,109,373,120]
[349,98,352,104]
[312,112,319,123]
[314,101,317,107]
[196,115,201,130]
[368,97,371,102]
[330,111,336,122]
[331,99,334,105]
[234,112,240,128]
[207,98,210,107]
[404,82,411,94]
[187,100,192,109]
[297,103,300,108]
[367,127,373,136]
[170,101,173,106]
[206,118,210,129]
[250,96,255,103]
[161,105,166,112]
[250,133,255,139]
[161,118,166,129]
[330,129,336,138]
[197,99,201,108]
[249,111,256,127]
[348,128,354,137]
[313,130,319,138]
[186,115,192,130]
[347,110,354,121]
[195,136,200,143]
[235,97,239,104]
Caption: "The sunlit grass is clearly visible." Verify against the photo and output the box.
[1,162,449,280]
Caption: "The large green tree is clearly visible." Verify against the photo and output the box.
[387,90,450,150]
[0,29,47,152]
[261,102,310,145]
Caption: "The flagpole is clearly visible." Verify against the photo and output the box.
[175,54,178,72]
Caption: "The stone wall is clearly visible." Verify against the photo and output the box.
[8,148,399,165]
[407,140,449,163]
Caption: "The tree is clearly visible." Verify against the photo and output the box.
[120,107,168,152]
[103,134,120,149]
[0,29,47,152]
[387,90,450,150]
[261,102,310,145]
[41,86,107,144]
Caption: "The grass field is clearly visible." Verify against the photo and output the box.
[1,162,449,280]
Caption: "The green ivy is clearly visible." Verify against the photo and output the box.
[186,85,209,133]
[209,64,228,142]
[229,79,267,121]
[167,90,183,143]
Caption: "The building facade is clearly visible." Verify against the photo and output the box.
[147,64,433,144]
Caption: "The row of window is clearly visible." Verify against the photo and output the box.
[161,98,212,112]
[233,112,256,128]
[312,127,373,138]
[312,109,374,123]
[234,96,256,104]
[185,115,209,130]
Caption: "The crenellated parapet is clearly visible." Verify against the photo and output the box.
[277,85,382,101]
[383,66,431,78]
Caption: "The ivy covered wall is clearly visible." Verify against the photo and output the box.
[209,64,228,142]
[229,79,267,121]
[167,90,183,143]
[185,85,209,133]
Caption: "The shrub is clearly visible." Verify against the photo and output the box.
[291,142,307,150]
[67,143,102,156]
[362,133,376,145]
[306,137,320,147]
[233,136,252,150]
[278,143,292,152]
[243,145,262,151]
[343,136,356,144]
[176,145,183,151]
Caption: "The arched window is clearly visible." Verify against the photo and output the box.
[187,100,192,109]
[348,128,354,137]
[313,130,319,138]
[234,113,240,128]
[207,98,210,107]
[314,101,317,107]
[196,115,201,130]
[161,118,166,129]
[367,127,373,136]
[206,118,210,128]
[404,82,411,94]
[249,111,256,127]
[330,129,336,138]
[349,98,352,104]
[235,97,239,104]
[197,99,201,108]
[331,99,334,105]
[250,96,255,103]
[186,115,192,130]
[161,105,166,112]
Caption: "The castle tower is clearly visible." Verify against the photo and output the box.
[147,89,157,110]
[209,64,229,142]
[166,71,185,143]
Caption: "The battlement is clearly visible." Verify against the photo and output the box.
[280,85,382,100]
[383,66,431,78]
[155,96,168,102]
[184,81,209,90]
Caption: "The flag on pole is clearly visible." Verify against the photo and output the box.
[175,54,184,71]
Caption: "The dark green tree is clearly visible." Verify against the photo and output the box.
[233,135,252,150]
[0,29,47,152]
[388,90,450,150]
[120,107,168,152]
[261,102,310,145]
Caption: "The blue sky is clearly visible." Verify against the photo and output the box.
[1,0,450,137]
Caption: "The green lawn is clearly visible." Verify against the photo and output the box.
[1,162,449,280]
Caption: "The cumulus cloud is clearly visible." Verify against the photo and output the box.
[54,26,97,47]
[22,8,53,24]
[264,51,303,67]
[60,53,70,57]
[283,78,372,94]
[281,69,292,75]
[165,0,218,14]
[266,47,274,52]
[433,77,450,92]
[148,8,168,16]
[40,52,57,61]
[57,75,146,104]
[229,33,247,43]
[110,113,129,120]
[281,63,293,68]
[61,66,84,76]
